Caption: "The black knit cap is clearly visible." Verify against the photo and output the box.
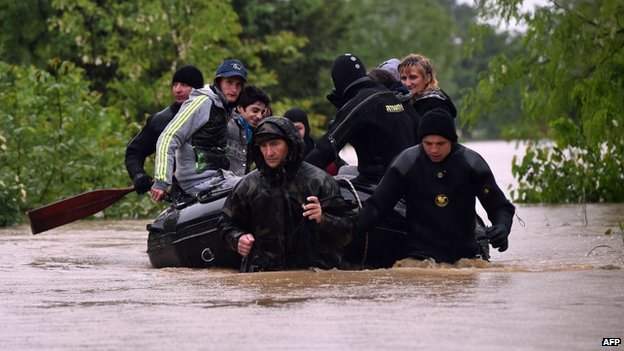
[172,65,204,89]
[284,108,310,138]
[418,108,458,142]
[331,53,367,96]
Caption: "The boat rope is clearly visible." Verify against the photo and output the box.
[336,176,368,269]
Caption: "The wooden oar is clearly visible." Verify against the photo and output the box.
[27,186,135,235]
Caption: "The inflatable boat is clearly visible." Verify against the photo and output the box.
[146,173,411,270]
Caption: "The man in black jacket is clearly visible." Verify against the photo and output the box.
[305,53,415,185]
[125,65,204,194]
[358,108,515,264]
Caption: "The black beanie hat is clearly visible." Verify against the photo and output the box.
[331,53,367,96]
[418,108,458,142]
[172,65,204,89]
[284,108,310,138]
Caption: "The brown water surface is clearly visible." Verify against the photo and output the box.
[1,141,623,350]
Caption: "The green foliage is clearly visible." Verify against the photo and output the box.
[0,1,55,66]
[467,0,624,203]
[234,0,347,96]
[343,0,459,92]
[47,0,246,119]
[233,0,351,132]
[0,60,133,225]
[0,0,311,227]
[0,163,25,227]
[1,0,306,123]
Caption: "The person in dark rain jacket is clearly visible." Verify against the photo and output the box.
[220,116,356,272]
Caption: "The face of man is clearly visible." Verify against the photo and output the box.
[172,82,194,104]
[422,135,452,163]
[259,138,289,169]
[236,101,267,128]
[219,77,244,103]
[292,122,306,139]
[400,65,429,95]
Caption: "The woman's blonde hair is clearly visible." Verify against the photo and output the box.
[397,54,439,91]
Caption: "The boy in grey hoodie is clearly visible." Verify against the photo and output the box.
[150,59,247,201]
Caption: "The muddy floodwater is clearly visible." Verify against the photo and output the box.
[1,141,623,350]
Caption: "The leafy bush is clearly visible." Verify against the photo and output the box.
[0,167,26,227]
[466,0,624,203]
[0,60,132,226]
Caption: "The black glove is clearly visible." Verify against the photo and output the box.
[485,224,509,252]
[132,172,153,194]
[326,88,343,109]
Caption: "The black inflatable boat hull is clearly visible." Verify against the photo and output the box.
[145,177,408,269]
[147,195,241,269]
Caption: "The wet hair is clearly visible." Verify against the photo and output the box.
[397,53,439,91]
[263,103,273,117]
[367,68,397,89]
[237,85,270,109]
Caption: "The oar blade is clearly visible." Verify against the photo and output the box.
[27,187,134,235]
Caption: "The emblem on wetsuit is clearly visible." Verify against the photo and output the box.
[435,194,449,207]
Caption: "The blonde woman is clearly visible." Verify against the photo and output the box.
[398,54,457,120]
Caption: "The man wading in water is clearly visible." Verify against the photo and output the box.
[358,108,515,264]
[220,117,356,272]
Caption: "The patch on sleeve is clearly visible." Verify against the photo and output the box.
[385,104,404,113]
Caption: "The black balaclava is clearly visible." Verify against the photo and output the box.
[284,108,311,138]
[284,108,315,156]
[330,53,368,98]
